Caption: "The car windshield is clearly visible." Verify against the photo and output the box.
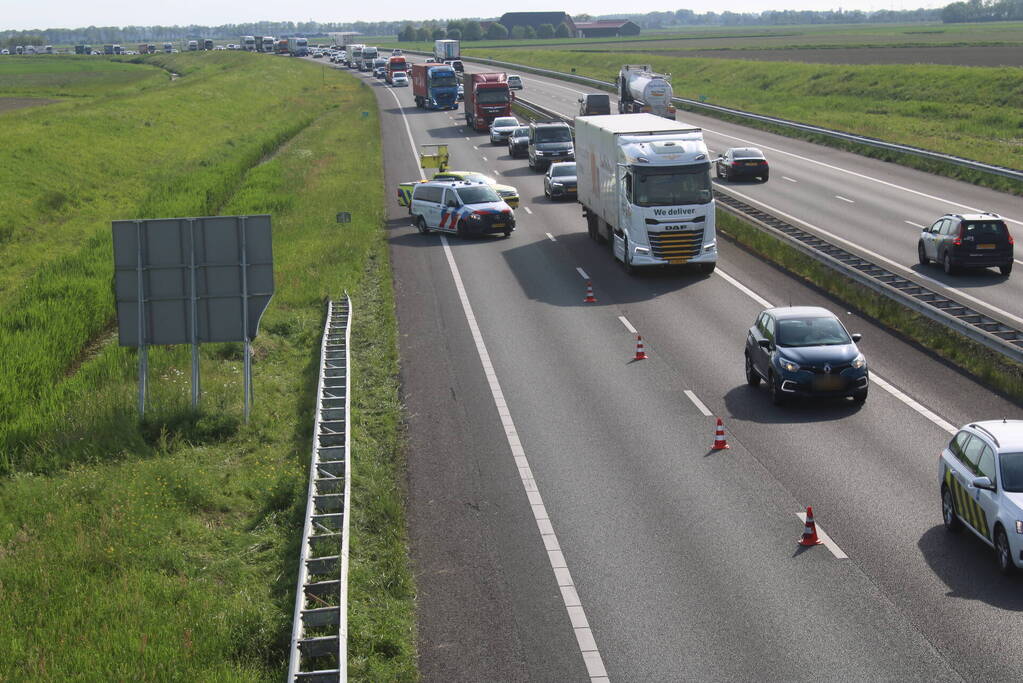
[456,186,500,204]
[1000,452,1023,492]
[776,316,852,347]
[511,127,529,137]
[963,221,1008,238]
[536,127,572,143]
[632,163,712,207]
[493,118,518,127]
[477,89,510,104]
[551,164,576,177]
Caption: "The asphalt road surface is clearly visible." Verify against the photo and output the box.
[321,56,1023,681]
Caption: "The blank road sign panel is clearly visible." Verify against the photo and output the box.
[113,215,274,346]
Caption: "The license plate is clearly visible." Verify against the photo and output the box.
[566,187,576,193]
[978,243,996,250]
[492,222,505,228]
[813,375,845,391]
[744,161,758,166]
[667,258,689,265]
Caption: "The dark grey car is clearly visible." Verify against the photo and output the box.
[544,162,577,200]
[528,121,574,171]
[507,126,529,158]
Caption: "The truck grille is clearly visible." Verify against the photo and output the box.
[647,230,704,262]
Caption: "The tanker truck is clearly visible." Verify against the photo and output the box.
[618,65,676,120]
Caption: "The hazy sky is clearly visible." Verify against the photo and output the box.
[4,0,949,32]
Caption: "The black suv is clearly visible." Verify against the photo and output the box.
[528,121,574,171]
[918,212,1013,276]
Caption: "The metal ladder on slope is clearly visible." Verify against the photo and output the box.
[287,297,352,682]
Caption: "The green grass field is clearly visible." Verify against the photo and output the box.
[0,57,169,96]
[0,54,414,680]
[466,48,1023,185]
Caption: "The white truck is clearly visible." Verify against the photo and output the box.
[576,113,717,274]
[434,39,460,61]
[242,36,256,51]
[359,46,378,71]
[618,65,676,120]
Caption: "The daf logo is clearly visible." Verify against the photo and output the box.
[824,363,832,374]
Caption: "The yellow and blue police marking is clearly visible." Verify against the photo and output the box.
[396,183,416,207]
[945,467,990,540]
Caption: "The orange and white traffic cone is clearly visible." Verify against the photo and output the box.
[633,335,648,360]
[583,280,597,303]
[711,417,729,450]
[798,506,823,547]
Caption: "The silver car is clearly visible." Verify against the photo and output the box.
[489,117,521,145]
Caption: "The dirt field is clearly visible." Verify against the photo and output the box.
[0,97,60,113]
[591,45,1023,68]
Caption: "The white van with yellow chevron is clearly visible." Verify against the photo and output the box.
[940,420,1023,574]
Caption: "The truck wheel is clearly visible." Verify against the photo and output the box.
[586,214,598,241]
[622,236,635,274]
[699,262,716,275]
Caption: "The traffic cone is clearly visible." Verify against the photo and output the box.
[711,417,729,450]
[583,280,597,303]
[633,335,647,360]
[798,506,823,547]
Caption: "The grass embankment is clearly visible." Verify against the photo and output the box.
[716,210,1023,401]
[466,48,1023,193]
[0,57,169,97]
[0,54,415,680]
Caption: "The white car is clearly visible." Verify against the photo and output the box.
[391,72,409,87]
[489,116,521,145]
[507,75,523,90]
[940,419,1023,574]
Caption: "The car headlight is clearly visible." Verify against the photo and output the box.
[551,182,563,188]
[1016,520,1023,534]
[779,357,800,373]
[851,353,866,369]
[469,213,482,221]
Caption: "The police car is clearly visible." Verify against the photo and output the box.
[410,180,515,238]
[940,419,1023,574]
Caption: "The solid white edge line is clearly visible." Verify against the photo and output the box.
[441,235,608,681]
[720,186,1023,327]
[715,264,958,436]
[797,512,848,559]
[703,127,1021,228]
[547,232,557,242]
[576,267,589,280]
[683,390,713,417]
[618,316,637,334]
[524,206,533,214]
[836,195,855,203]
[387,83,609,682]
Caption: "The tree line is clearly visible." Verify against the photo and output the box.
[2,4,1019,46]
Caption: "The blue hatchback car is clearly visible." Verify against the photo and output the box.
[745,306,868,405]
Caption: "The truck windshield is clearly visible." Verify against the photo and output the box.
[477,89,509,104]
[632,163,712,207]
[431,72,457,87]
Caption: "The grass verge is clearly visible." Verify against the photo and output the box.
[0,59,415,680]
[467,49,1023,195]
[716,209,1023,401]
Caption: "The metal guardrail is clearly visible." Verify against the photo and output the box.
[288,296,353,682]
[404,49,1022,183]
[507,90,1023,365]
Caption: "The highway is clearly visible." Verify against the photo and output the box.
[325,56,1023,680]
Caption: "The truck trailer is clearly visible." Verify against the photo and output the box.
[576,113,716,273]
[434,39,460,61]
[411,62,458,110]
[618,65,676,120]
[462,72,513,132]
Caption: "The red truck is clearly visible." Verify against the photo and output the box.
[386,56,408,84]
[463,72,513,132]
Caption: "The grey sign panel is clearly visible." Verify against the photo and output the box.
[113,215,274,346]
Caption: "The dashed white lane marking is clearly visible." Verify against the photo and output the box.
[716,264,959,437]
[494,169,502,175]
[482,156,488,161]
[782,176,798,183]
[441,234,608,681]
[796,512,848,559]
[546,232,556,241]
[575,267,589,280]
[387,82,608,682]
[703,129,1021,228]
[465,136,470,141]
[836,195,855,203]
[904,220,925,228]
[473,145,479,150]
[524,206,533,214]
[684,390,713,417]
[721,186,1023,327]
[618,316,637,334]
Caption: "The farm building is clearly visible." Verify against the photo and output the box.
[574,20,641,38]
[499,12,578,37]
